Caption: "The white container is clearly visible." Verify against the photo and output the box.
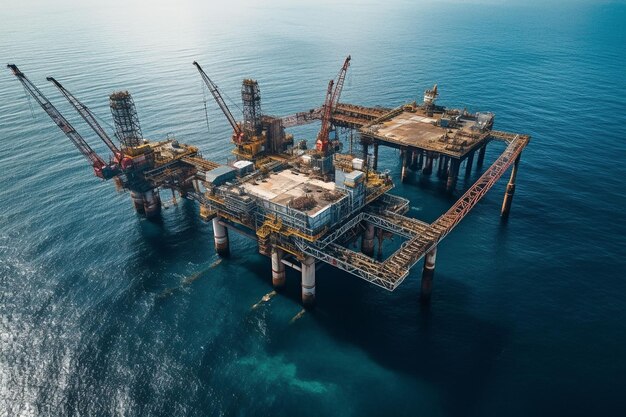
[352,158,364,170]
[233,160,254,174]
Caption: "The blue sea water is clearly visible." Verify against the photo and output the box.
[1,1,626,416]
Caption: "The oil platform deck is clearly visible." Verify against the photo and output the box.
[9,60,530,309]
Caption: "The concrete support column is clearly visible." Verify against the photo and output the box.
[441,156,451,180]
[501,154,521,218]
[361,222,375,256]
[417,150,424,171]
[400,150,408,182]
[437,154,445,178]
[465,151,475,178]
[301,256,316,308]
[271,247,286,289]
[212,217,230,257]
[477,144,487,169]
[372,143,379,171]
[421,247,437,301]
[143,189,162,219]
[409,151,418,170]
[130,191,145,214]
[439,155,450,180]
[446,159,460,192]
[422,153,433,176]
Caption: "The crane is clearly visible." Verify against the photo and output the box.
[46,77,123,164]
[331,55,351,108]
[7,64,119,179]
[193,61,245,144]
[315,55,351,154]
[316,80,335,153]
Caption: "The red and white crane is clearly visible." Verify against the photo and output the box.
[315,55,351,154]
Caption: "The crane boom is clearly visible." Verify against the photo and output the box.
[46,77,121,159]
[330,55,351,113]
[193,61,244,142]
[315,80,335,153]
[315,55,351,153]
[7,64,117,179]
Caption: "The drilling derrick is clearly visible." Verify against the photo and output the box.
[241,79,262,136]
[110,91,143,148]
[243,78,290,155]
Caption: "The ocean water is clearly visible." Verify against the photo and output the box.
[1,1,626,416]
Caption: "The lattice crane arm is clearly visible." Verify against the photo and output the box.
[7,64,117,179]
[46,76,121,160]
[315,55,351,153]
[193,61,243,140]
[315,80,335,152]
[330,55,351,112]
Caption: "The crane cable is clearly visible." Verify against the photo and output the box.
[201,80,211,138]
[22,85,35,119]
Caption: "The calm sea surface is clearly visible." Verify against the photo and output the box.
[1,1,625,416]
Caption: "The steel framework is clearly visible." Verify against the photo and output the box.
[109,91,143,147]
[241,79,262,135]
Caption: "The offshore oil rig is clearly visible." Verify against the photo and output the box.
[8,57,529,308]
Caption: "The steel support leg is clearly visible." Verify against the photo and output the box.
[212,217,230,257]
[501,154,521,218]
[421,247,437,301]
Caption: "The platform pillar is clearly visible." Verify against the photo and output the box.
[362,143,369,161]
[477,144,487,169]
[439,155,449,178]
[422,153,433,176]
[436,154,443,177]
[401,150,408,182]
[271,247,286,289]
[501,154,521,218]
[361,223,375,256]
[130,191,145,214]
[421,246,437,301]
[446,159,459,192]
[301,256,316,308]
[465,151,475,178]
[212,217,230,257]
[143,189,161,219]
[417,150,424,171]
[409,151,418,170]
[372,143,379,170]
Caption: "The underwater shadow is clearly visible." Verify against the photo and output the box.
[308,267,510,417]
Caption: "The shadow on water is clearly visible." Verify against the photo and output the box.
[306,268,509,417]
[132,201,211,268]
